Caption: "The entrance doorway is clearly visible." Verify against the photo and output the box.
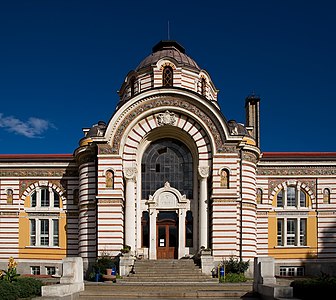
[156,211,178,259]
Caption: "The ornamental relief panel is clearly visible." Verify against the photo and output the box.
[157,110,176,126]
[110,96,226,153]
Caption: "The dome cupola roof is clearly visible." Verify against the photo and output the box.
[136,40,200,71]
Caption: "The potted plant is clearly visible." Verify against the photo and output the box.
[200,246,212,256]
[120,244,131,255]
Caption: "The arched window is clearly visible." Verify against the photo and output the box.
[6,189,13,204]
[323,188,330,204]
[162,66,173,87]
[141,139,193,199]
[185,211,193,247]
[256,188,263,204]
[276,186,307,208]
[201,77,206,96]
[220,169,229,188]
[105,170,114,189]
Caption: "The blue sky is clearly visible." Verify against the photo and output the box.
[0,0,335,154]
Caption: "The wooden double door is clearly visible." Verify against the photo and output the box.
[156,211,178,259]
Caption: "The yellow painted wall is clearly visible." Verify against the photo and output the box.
[18,195,67,260]
[268,191,318,259]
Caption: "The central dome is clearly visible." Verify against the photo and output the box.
[136,40,200,72]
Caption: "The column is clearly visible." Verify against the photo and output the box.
[124,167,137,253]
[149,209,157,259]
[178,209,186,258]
[198,166,209,249]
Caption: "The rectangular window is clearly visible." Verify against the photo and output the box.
[53,219,59,246]
[277,219,284,246]
[41,188,50,207]
[297,267,304,276]
[300,219,307,246]
[279,267,287,276]
[279,266,305,277]
[46,266,56,275]
[287,219,296,245]
[31,266,40,275]
[30,219,36,246]
[40,219,49,246]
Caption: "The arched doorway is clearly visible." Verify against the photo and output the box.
[141,139,194,259]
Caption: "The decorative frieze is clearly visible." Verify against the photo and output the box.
[212,199,237,203]
[242,151,259,164]
[98,199,124,205]
[258,166,336,176]
[0,169,77,178]
[98,144,114,154]
[111,96,226,153]
[220,145,239,153]
[277,211,309,216]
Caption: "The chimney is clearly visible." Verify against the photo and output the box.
[245,94,261,148]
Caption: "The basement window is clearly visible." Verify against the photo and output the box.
[279,266,304,277]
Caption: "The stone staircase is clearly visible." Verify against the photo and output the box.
[79,259,258,299]
[120,259,218,283]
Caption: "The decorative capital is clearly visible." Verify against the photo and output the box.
[157,110,176,126]
[123,167,137,181]
[198,166,210,178]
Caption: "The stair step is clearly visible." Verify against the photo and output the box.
[81,282,255,299]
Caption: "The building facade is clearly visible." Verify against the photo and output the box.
[1,41,336,277]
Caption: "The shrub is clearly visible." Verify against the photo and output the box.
[0,280,18,300]
[220,273,247,283]
[223,257,249,274]
[291,273,336,300]
[14,277,42,298]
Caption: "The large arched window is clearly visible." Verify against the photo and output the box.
[141,139,193,199]
[276,186,307,208]
[162,66,173,87]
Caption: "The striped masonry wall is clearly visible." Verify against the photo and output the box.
[96,155,124,256]
[78,161,97,265]
[240,158,257,260]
